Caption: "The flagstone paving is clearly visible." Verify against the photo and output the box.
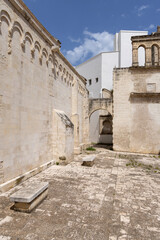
[0,148,160,240]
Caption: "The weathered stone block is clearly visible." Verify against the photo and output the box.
[10,182,48,213]
[82,155,96,167]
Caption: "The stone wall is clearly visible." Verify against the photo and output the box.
[89,98,112,117]
[113,67,160,154]
[132,27,160,67]
[52,110,74,162]
[0,0,89,185]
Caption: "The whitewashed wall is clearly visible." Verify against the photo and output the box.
[101,52,119,91]
[115,30,148,68]
[76,54,102,98]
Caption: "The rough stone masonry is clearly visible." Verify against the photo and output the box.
[113,27,160,154]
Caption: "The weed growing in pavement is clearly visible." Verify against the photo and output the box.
[86,147,96,151]
[126,159,160,174]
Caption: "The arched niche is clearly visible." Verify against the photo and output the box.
[25,32,33,45]
[24,32,33,59]
[25,38,32,59]
[138,46,145,66]
[40,48,48,67]
[100,118,112,135]
[35,41,41,52]
[151,44,159,66]
[13,21,23,37]
[48,56,54,75]
[34,47,40,64]
[0,16,10,55]
[99,113,113,145]
[34,41,41,64]
[0,10,11,31]
[12,26,22,57]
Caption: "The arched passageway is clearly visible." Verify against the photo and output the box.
[99,113,113,144]
[89,98,113,145]
[89,98,112,117]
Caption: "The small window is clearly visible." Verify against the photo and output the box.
[88,79,92,85]
[96,77,98,83]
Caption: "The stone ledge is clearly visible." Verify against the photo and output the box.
[10,182,48,203]
[130,92,160,98]
[129,66,160,71]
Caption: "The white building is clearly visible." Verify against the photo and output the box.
[76,30,148,98]
[76,30,148,144]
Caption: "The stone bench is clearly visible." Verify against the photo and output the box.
[10,182,49,213]
[82,155,96,167]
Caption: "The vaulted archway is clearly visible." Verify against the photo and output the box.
[89,98,112,118]
[88,98,113,145]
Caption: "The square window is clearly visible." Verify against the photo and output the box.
[147,83,156,92]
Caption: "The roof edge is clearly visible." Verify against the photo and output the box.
[57,51,87,85]
[8,0,61,47]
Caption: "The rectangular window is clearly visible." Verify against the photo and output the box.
[89,79,92,85]
[96,77,98,83]
[147,83,156,92]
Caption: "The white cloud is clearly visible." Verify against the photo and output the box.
[144,24,156,31]
[137,5,149,16]
[148,24,155,30]
[64,30,114,65]
[68,36,81,43]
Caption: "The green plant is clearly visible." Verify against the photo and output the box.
[155,167,160,170]
[56,162,59,165]
[125,158,160,175]
[86,147,96,151]
[126,163,131,167]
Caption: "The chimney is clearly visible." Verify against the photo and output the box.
[157,26,160,33]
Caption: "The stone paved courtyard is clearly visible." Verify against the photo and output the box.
[0,148,160,240]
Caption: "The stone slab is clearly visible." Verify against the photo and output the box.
[10,182,49,203]
[12,189,48,213]
[82,155,96,167]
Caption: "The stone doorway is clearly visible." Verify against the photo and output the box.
[99,114,113,144]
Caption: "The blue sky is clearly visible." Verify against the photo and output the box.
[23,0,160,65]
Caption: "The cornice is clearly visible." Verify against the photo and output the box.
[4,0,86,86]
[56,51,87,85]
[7,0,61,47]
[131,33,160,42]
